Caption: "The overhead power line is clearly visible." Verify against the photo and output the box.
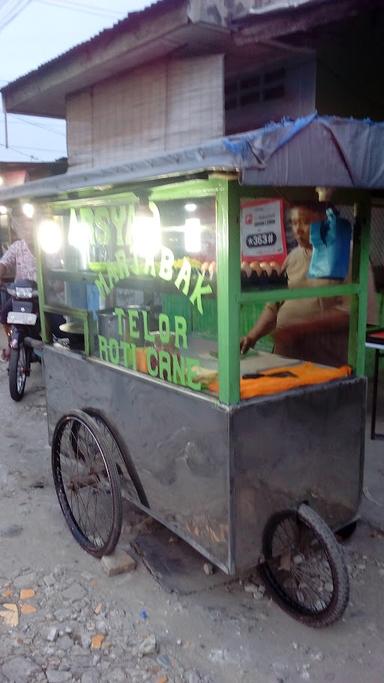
[36,0,126,19]
[10,143,65,152]
[0,0,31,33]
[0,0,23,12]
[0,140,40,159]
[11,115,66,137]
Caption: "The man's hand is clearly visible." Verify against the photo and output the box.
[240,306,278,355]
[240,334,256,355]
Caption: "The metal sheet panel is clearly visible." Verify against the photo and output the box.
[230,376,366,572]
[44,347,231,571]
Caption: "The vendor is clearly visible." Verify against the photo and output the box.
[240,202,377,366]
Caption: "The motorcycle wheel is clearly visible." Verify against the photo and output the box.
[9,345,28,402]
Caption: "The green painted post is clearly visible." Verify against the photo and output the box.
[348,199,371,375]
[216,179,240,405]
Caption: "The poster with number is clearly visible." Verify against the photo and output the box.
[241,198,287,265]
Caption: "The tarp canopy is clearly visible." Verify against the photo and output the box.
[0,114,384,202]
[229,114,384,188]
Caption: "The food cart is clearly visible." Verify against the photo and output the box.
[0,115,381,627]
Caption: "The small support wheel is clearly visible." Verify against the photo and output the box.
[259,504,349,627]
[52,410,123,557]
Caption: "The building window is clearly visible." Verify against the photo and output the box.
[225,67,286,111]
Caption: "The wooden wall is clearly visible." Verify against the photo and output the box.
[66,55,224,170]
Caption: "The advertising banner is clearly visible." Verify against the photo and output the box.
[241,198,287,264]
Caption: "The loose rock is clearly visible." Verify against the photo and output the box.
[101,549,137,577]
[138,634,158,657]
[46,626,59,642]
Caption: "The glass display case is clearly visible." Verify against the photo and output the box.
[34,178,370,406]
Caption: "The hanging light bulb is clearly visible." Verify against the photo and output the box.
[184,217,201,253]
[131,201,161,258]
[22,202,35,219]
[37,218,63,254]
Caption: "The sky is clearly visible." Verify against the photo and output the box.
[0,0,152,163]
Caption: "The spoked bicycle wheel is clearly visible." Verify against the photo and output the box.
[84,410,149,508]
[9,345,29,401]
[52,410,122,557]
[259,504,349,627]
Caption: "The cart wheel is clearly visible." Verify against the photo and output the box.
[9,345,29,402]
[83,410,149,508]
[52,410,122,557]
[259,504,349,627]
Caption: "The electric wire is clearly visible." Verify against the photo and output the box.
[0,0,31,33]
[36,0,126,19]
[11,115,66,136]
[0,141,41,159]
[0,0,18,12]
[9,143,65,152]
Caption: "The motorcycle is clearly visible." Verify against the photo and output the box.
[5,279,41,401]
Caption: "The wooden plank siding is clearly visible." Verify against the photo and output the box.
[66,55,224,170]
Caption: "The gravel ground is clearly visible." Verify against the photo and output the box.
[0,359,384,683]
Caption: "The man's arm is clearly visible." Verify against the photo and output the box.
[240,254,290,354]
[0,243,17,283]
[240,304,278,354]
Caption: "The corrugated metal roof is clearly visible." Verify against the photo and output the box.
[2,0,184,95]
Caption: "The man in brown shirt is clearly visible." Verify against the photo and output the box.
[240,204,377,366]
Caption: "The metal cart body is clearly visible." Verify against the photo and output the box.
[44,345,366,575]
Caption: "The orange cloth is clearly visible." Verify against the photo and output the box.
[135,347,148,373]
[208,363,351,400]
